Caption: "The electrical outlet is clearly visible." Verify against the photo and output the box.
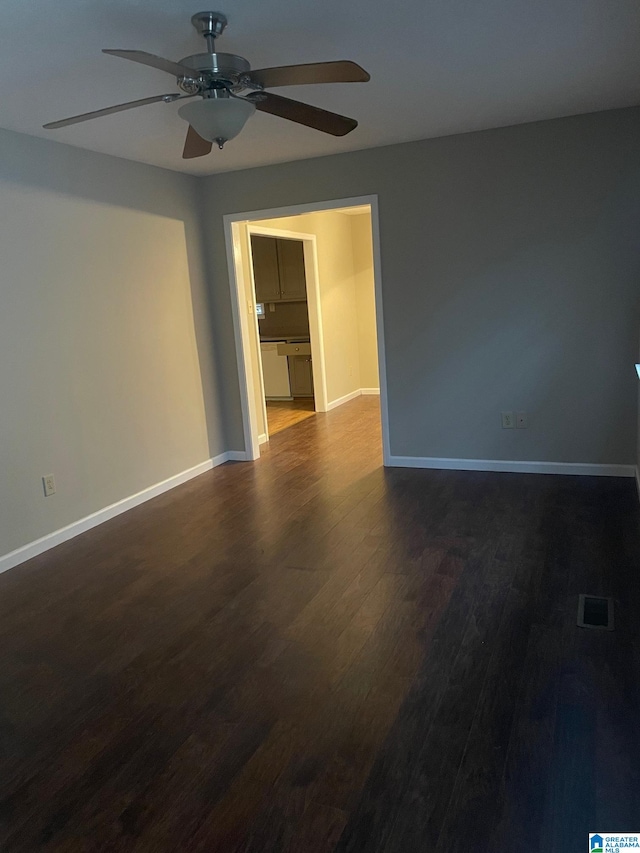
[501,412,515,429]
[42,474,56,497]
[516,411,528,429]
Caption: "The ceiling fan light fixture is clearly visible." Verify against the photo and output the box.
[178,97,255,147]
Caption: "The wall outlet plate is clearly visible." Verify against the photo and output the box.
[501,412,514,429]
[516,411,528,428]
[43,474,56,497]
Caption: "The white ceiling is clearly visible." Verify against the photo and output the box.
[1,0,639,175]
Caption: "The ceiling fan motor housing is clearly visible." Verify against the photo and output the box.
[177,52,251,92]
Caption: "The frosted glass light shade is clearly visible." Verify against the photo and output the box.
[178,98,255,143]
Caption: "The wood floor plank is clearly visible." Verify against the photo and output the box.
[487,624,563,853]
[433,587,531,853]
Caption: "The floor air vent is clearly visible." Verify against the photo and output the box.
[577,594,614,631]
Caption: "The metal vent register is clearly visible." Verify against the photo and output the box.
[577,594,614,631]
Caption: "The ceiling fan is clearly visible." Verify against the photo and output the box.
[43,11,370,159]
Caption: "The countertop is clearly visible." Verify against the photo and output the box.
[260,336,310,343]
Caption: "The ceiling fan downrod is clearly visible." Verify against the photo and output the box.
[176,11,251,96]
[190,11,228,55]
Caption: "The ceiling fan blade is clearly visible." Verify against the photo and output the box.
[183,125,213,159]
[252,92,357,136]
[248,60,370,89]
[103,49,200,79]
[43,93,187,129]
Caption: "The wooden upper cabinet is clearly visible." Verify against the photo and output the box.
[251,235,307,303]
[276,239,307,300]
[251,236,281,303]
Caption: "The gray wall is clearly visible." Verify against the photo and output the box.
[0,129,225,558]
[201,107,640,464]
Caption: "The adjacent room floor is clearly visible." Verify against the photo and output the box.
[265,397,316,435]
[1,397,639,852]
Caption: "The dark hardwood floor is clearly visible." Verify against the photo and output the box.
[1,396,639,851]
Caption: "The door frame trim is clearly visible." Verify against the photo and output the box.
[223,194,390,464]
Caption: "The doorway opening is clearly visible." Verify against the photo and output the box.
[224,195,390,463]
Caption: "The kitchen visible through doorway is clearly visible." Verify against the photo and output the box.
[252,232,317,436]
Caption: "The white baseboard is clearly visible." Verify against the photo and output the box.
[326,389,361,411]
[0,451,237,576]
[387,455,636,478]
[326,388,380,411]
[258,433,268,445]
[226,450,249,462]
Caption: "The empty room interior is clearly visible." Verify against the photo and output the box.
[1,1,639,851]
